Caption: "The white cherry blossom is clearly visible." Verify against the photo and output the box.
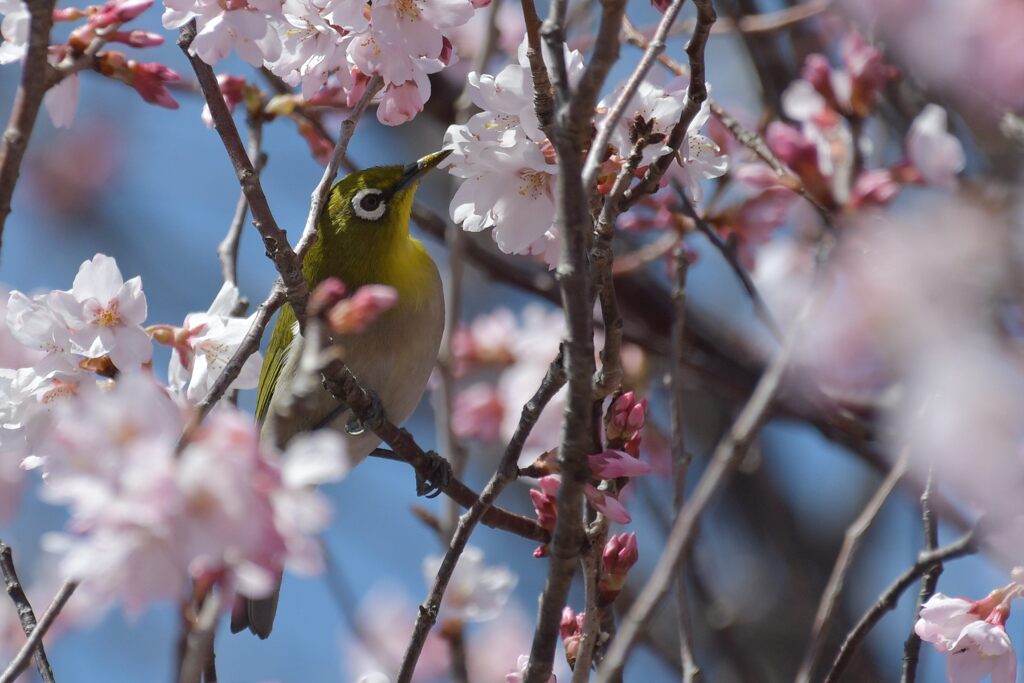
[907,104,965,188]
[422,545,517,622]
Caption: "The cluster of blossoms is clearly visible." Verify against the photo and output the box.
[0,255,404,616]
[915,578,1024,683]
[442,39,728,265]
[0,0,181,128]
[165,0,486,125]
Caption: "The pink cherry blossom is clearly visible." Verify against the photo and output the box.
[947,621,1016,683]
[43,74,80,129]
[422,545,517,622]
[529,475,560,533]
[583,484,631,524]
[589,450,651,479]
[48,254,151,371]
[906,104,965,189]
[165,282,263,403]
[452,382,504,442]
[0,0,29,64]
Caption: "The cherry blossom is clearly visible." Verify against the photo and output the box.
[422,545,517,623]
[583,484,631,525]
[916,591,1018,683]
[30,373,350,615]
[906,104,965,189]
[163,282,263,403]
[51,254,151,370]
[43,75,80,129]
[0,0,28,65]
[588,449,651,479]
[451,382,504,442]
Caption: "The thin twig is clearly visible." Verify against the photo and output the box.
[0,542,55,683]
[218,121,265,285]
[294,76,383,263]
[0,0,57,255]
[571,516,608,683]
[0,580,77,683]
[900,465,939,683]
[396,353,566,683]
[822,531,977,683]
[596,286,818,683]
[621,0,717,210]
[178,22,307,320]
[669,247,700,682]
[580,0,690,190]
[673,182,784,341]
[794,453,910,683]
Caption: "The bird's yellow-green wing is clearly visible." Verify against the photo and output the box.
[255,304,297,423]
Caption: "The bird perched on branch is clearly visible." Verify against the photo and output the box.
[231,150,450,639]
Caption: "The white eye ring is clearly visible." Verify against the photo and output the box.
[352,188,387,221]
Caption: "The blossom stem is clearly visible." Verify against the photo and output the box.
[0,542,56,683]
[0,580,77,683]
[821,530,977,683]
[0,0,57,258]
[899,464,940,683]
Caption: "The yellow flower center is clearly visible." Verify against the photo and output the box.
[517,169,550,200]
[393,0,421,22]
[94,302,122,328]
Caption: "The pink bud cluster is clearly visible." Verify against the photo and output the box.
[309,278,399,335]
[598,532,638,606]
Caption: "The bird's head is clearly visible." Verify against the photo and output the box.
[320,149,451,244]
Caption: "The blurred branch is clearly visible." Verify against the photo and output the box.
[669,248,701,683]
[596,284,819,683]
[0,580,77,683]
[398,352,567,683]
[795,452,909,683]
[821,530,977,683]
[673,182,784,341]
[900,465,940,683]
[0,0,57,256]
[177,591,221,683]
[0,542,55,683]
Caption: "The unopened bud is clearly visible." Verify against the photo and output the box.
[309,278,347,318]
[599,532,638,605]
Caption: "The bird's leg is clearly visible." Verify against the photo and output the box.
[344,388,385,436]
[416,451,452,499]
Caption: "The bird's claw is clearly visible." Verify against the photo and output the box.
[416,450,452,499]
[345,389,384,436]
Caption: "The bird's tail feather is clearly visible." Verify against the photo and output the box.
[230,580,281,640]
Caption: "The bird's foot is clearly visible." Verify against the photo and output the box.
[416,451,452,499]
[345,389,384,436]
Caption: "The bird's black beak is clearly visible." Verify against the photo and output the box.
[390,149,453,195]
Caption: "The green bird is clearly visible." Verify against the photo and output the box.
[231,150,450,639]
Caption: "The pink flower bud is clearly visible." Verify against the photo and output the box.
[92,27,156,49]
[584,484,631,524]
[326,285,398,335]
[801,53,837,108]
[128,60,181,110]
[588,450,651,479]
[530,475,560,531]
[470,0,491,7]
[309,278,347,317]
[842,32,897,118]
[850,169,901,209]
[92,0,153,27]
[606,391,648,442]
[599,532,638,605]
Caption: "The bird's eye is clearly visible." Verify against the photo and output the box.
[352,188,387,221]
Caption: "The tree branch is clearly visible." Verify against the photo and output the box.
[821,531,977,683]
[795,453,909,683]
[0,0,57,256]
[397,353,567,683]
[0,580,77,683]
[900,465,940,683]
[0,542,55,683]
